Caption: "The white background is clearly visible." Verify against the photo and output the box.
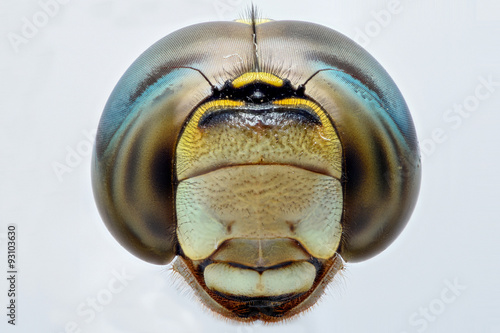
[1,0,499,332]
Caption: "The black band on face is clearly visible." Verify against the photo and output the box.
[210,77,303,104]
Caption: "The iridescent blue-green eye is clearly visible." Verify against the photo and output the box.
[92,11,420,323]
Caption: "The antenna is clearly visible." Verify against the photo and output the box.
[175,66,217,92]
[297,68,337,93]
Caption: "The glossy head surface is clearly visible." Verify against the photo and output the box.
[92,14,420,322]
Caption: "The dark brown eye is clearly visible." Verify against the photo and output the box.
[92,10,420,323]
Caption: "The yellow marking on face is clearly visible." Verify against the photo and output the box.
[273,97,338,144]
[234,18,274,25]
[179,99,244,139]
[231,72,284,88]
[186,99,245,124]
[176,99,245,177]
[176,96,342,180]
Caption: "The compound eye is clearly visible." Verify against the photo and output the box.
[92,64,213,264]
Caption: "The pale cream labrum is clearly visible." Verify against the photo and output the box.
[204,261,317,297]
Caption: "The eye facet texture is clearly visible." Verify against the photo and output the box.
[92,17,420,322]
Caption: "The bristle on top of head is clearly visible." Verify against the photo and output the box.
[234,5,273,26]
[233,5,274,72]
